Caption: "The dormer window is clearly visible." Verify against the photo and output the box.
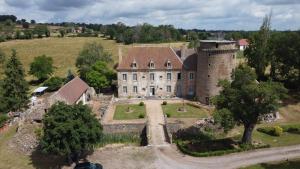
[166,60,172,69]
[149,60,155,69]
[132,59,137,69]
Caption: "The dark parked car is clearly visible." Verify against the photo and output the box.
[74,162,103,169]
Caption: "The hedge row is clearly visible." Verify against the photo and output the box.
[257,124,300,136]
[176,140,270,157]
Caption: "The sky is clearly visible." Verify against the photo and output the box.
[0,0,299,30]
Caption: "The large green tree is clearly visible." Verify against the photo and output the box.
[29,55,54,81]
[40,102,102,163]
[269,31,300,89]
[76,42,112,80]
[213,65,287,144]
[86,61,116,93]
[2,49,29,112]
[245,13,272,80]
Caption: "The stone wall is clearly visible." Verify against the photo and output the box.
[102,122,146,134]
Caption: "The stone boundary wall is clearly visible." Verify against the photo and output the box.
[102,122,146,134]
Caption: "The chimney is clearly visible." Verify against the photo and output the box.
[118,46,122,64]
[180,44,187,61]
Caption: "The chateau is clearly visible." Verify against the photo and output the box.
[117,40,237,104]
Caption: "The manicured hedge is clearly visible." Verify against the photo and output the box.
[257,124,300,136]
[176,140,270,157]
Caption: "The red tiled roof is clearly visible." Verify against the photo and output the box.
[57,77,89,104]
[117,47,183,70]
[238,39,249,46]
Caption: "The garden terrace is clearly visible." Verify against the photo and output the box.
[113,104,146,120]
[162,103,210,118]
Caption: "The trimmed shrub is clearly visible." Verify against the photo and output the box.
[162,101,167,105]
[273,126,283,136]
[138,114,145,119]
[139,102,144,106]
[281,124,300,134]
[0,114,8,128]
[166,113,171,118]
[43,76,63,92]
[257,126,283,136]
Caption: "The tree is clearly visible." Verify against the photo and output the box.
[59,29,65,37]
[40,102,102,163]
[29,55,54,81]
[269,31,300,89]
[213,65,287,144]
[34,25,49,38]
[30,20,36,24]
[43,77,63,92]
[245,13,272,80]
[85,61,116,92]
[76,42,112,80]
[22,22,30,29]
[2,50,29,112]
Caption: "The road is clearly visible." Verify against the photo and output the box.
[144,100,300,169]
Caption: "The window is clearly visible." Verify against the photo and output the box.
[167,60,172,68]
[123,86,127,93]
[133,86,138,93]
[132,63,137,68]
[122,74,127,81]
[150,73,155,81]
[133,73,137,81]
[216,43,219,48]
[149,61,155,68]
[189,73,194,80]
[167,73,172,80]
[177,73,181,80]
[167,86,171,92]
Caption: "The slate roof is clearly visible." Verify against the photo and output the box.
[117,47,183,70]
[56,77,89,104]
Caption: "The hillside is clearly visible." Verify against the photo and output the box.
[0,37,186,80]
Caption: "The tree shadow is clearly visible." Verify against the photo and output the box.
[29,79,45,86]
[281,90,300,106]
[29,148,95,169]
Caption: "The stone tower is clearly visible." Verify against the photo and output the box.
[196,40,237,104]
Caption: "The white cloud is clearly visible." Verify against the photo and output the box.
[0,0,299,30]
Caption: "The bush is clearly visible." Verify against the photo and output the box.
[139,102,144,106]
[162,101,167,105]
[273,126,283,136]
[0,114,9,128]
[281,124,300,134]
[138,114,145,119]
[257,126,283,136]
[43,76,63,92]
[166,113,171,118]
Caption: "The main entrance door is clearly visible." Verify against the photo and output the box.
[149,86,155,96]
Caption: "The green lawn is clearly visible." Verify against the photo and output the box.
[240,158,300,169]
[162,103,209,118]
[113,104,146,120]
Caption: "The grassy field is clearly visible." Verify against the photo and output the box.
[113,104,146,120]
[0,37,120,79]
[0,37,186,80]
[240,158,300,169]
[162,103,209,118]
